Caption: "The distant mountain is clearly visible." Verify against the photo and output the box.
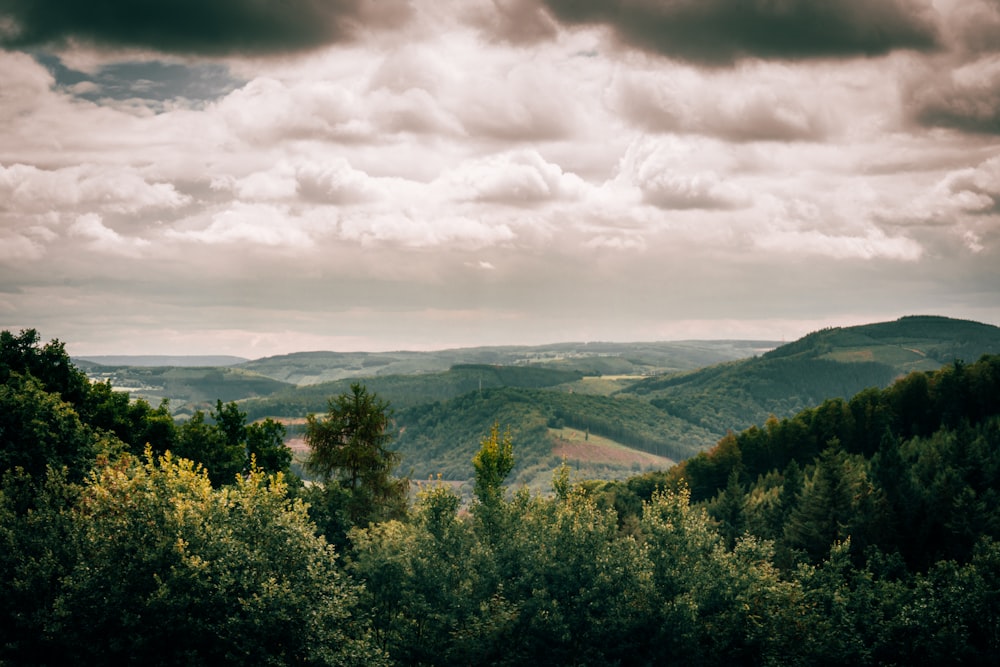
[76,355,248,368]
[621,315,1000,437]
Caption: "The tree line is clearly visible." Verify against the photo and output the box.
[2,328,1000,665]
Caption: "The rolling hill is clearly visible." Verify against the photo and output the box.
[235,340,776,385]
[620,315,1000,437]
[74,315,1000,491]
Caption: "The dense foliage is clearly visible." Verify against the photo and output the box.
[3,327,1000,665]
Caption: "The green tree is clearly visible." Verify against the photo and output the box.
[710,468,747,549]
[0,467,80,663]
[641,487,799,665]
[0,328,89,406]
[51,452,385,666]
[305,383,407,526]
[246,417,291,474]
[471,422,515,546]
[0,374,107,482]
[174,409,245,486]
[783,444,879,563]
[472,421,514,506]
[350,483,483,664]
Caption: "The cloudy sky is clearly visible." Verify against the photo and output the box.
[1,0,998,358]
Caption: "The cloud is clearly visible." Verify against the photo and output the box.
[438,150,586,205]
[616,136,750,210]
[584,234,646,251]
[339,212,515,249]
[906,55,1000,134]
[166,202,317,248]
[0,162,190,213]
[0,230,48,262]
[218,158,387,204]
[754,227,924,261]
[539,0,941,65]
[469,0,559,45]
[214,77,373,144]
[612,65,829,141]
[296,159,386,204]
[68,213,151,257]
[940,0,1000,57]
[0,50,54,120]
[0,0,414,55]
[455,59,581,141]
[937,156,1000,214]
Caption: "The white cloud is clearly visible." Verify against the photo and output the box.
[754,226,924,261]
[214,77,373,145]
[166,202,316,247]
[0,162,190,214]
[339,211,515,249]
[614,136,751,210]
[437,149,587,204]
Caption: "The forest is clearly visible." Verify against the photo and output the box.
[3,327,1000,665]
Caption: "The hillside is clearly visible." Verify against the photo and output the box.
[621,315,1000,438]
[392,386,708,487]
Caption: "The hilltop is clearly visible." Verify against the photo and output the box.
[620,315,1000,436]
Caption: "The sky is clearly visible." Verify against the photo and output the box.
[1,0,999,359]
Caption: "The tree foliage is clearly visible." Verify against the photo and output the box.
[6,326,1000,665]
[1,453,385,666]
[305,383,407,527]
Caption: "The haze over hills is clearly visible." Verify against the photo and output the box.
[76,355,249,368]
[234,340,776,386]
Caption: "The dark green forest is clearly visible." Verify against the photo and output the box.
[4,326,1000,665]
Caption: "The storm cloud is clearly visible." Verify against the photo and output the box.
[540,0,941,65]
[0,0,413,55]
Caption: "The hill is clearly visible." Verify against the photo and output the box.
[392,386,708,489]
[80,364,292,415]
[620,315,1000,438]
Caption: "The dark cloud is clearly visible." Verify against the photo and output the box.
[907,62,1000,135]
[540,0,940,65]
[0,0,413,55]
[473,0,559,45]
[945,0,1000,57]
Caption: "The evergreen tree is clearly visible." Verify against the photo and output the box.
[305,383,408,526]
